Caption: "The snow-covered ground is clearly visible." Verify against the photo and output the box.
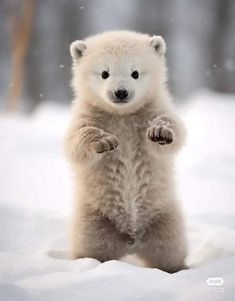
[0,91,234,300]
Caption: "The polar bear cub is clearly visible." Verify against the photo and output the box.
[65,31,187,273]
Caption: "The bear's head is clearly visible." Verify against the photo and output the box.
[70,31,167,114]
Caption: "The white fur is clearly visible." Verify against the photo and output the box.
[65,31,187,271]
[71,31,169,115]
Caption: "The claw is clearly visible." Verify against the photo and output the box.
[147,125,173,144]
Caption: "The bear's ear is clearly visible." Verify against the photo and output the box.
[70,40,87,61]
[150,36,166,56]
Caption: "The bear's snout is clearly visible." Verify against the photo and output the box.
[114,88,129,102]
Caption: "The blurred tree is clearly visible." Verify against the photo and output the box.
[7,0,35,111]
[25,0,86,111]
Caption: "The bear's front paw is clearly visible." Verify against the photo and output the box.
[147,123,174,145]
[92,134,119,153]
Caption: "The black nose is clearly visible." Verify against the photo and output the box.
[115,89,129,100]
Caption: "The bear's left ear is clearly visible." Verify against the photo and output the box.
[150,36,166,56]
[70,40,87,61]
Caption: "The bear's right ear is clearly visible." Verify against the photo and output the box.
[70,40,87,61]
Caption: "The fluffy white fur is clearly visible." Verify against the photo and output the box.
[70,31,172,115]
[65,31,187,273]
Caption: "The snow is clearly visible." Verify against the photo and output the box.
[0,91,235,300]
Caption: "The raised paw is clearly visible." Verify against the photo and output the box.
[147,123,174,145]
[92,134,119,153]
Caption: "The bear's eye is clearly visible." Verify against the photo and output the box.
[131,70,139,79]
[102,71,109,79]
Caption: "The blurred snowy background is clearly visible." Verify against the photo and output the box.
[0,0,235,111]
[0,1,235,300]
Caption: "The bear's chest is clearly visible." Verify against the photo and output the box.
[108,113,149,147]
[105,116,152,186]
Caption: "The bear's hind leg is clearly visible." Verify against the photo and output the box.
[70,211,128,262]
[136,214,188,273]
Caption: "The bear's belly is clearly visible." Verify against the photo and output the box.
[92,147,156,235]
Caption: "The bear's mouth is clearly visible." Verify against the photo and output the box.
[113,98,129,104]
